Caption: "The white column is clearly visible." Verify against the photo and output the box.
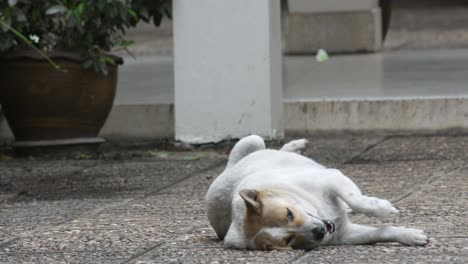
[173,0,283,144]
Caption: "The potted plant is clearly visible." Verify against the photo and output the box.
[0,0,170,149]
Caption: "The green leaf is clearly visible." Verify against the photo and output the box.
[76,153,92,159]
[126,8,137,20]
[98,59,108,75]
[182,155,201,161]
[0,16,12,32]
[76,2,86,17]
[148,150,170,158]
[82,60,93,69]
[103,56,116,66]
[118,39,134,48]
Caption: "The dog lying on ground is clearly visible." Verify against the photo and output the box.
[206,135,429,250]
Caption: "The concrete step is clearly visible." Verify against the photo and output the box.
[2,49,468,142]
[284,49,468,133]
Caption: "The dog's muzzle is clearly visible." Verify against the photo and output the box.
[307,213,336,236]
[323,219,335,234]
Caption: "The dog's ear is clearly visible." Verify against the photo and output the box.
[239,189,262,214]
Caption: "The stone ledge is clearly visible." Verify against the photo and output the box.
[4,97,468,142]
[283,8,382,54]
[285,97,468,133]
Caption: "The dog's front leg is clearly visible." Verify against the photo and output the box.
[336,223,429,246]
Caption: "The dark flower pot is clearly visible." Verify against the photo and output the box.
[0,50,122,150]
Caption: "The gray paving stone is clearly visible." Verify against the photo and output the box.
[0,231,14,246]
[347,165,467,239]
[294,238,468,264]
[0,160,96,200]
[0,251,131,264]
[338,160,464,200]
[394,168,468,237]
[156,166,224,196]
[0,157,222,240]
[0,199,121,235]
[356,136,468,163]
[288,135,385,166]
[0,253,69,264]
[401,167,468,203]
[75,158,223,198]
[1,227,163,261]
[0,194,14,203]
[131,247,303,264]
[0,158,222,200]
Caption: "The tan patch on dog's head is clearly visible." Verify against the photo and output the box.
[239,189,305,242]
[253,229,294,251]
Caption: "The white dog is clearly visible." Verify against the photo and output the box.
[206,135,428,250]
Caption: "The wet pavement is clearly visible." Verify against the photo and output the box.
[0,134,467,263]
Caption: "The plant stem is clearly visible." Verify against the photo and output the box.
[0,19,63,71]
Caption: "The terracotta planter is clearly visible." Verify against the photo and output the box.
[0,51,122,148]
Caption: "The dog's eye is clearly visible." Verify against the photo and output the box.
[286,208,294,221]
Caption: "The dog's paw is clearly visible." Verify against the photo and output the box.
[280,139,309,154]
[395,227,429,246]
[361,196,399,218]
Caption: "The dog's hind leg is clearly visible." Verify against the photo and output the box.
[327,169,399,218]
[226,135,265,169]
[280,139,308,155]
[336,223,428,246]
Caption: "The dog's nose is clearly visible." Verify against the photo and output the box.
[312,226,326,240]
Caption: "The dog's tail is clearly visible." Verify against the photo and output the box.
[226,135,265,169]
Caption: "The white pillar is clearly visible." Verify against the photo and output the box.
[173,0,283,144]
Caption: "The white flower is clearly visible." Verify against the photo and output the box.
[29,35,40,44]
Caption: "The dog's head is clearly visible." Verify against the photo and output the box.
[239,189,335,251]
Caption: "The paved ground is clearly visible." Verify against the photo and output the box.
[0,134,467,263]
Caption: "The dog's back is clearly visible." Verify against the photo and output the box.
[206,135,266,239]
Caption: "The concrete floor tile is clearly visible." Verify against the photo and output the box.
[0,231,14,246]
[288,135,385,166]
[0,158,223,201]
[401,168,468,203]
[294,240,468,264]
[356,136,468,163]
[0,199,119,235]
[130,247,303,264]
[2,228,162,258]
[0,160,96,200]
[0,251,133,264]
[338,160,463,200]
[0,253,69,264]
